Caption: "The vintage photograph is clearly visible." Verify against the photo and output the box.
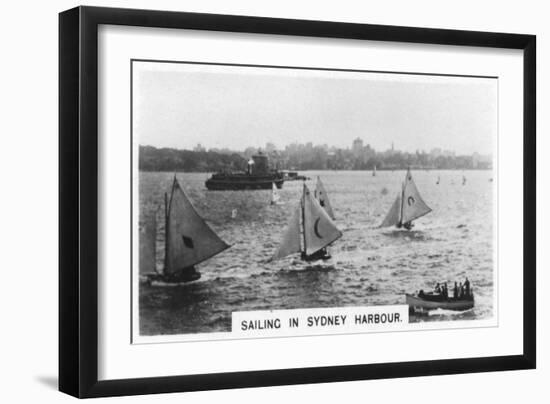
[133,60,496,338]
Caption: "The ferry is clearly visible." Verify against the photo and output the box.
[205,151,285,190]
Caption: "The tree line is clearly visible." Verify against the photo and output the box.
[139,146,247,172]
[139,145,491,172]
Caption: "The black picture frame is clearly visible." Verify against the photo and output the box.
[59,6,536,398]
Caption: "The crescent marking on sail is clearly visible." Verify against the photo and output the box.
[314,217,323,239]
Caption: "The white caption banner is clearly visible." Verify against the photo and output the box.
[232,305,409,338]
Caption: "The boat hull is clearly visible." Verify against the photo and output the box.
[301,250,331,262]
[205,177,284,190]
[140,270,201,285]
[406,294,474,312]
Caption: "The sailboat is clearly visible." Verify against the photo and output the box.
[314,176,335,219]
[140,175,230,284]
[271,184,342,262]
[379,169,432,230]
[270,182,280,205]
[436,175,440,185]
[372,165,377,177]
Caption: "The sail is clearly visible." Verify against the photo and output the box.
[303,185,342,255]
[165,177,230,274]
[401,170,432,223]
[314,176,335,219]
[139,214,157,274]
[271,182,280,204]
[379,193,402,228]
[271,202,302,260]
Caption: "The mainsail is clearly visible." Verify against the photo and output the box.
[379,169,431,228]
[379,192,402,228]
[271,184,342,260]
[271,202,302,260]
[139,214,157,274]
[164,177,229,274]
[401,170,432,223]
[271,182,280,205]
[303,185,342,255]
[314,176,335,219]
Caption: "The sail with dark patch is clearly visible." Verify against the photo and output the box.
[314,176,335,219]
[401,170,432,224]
[164,177,230,274]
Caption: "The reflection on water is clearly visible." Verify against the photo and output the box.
[138,170,494,335]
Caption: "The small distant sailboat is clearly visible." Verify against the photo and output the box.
[436,176,440,185]
[314,176,335,219]
[271,184,342,262]
[372,165,377,177]
[270,182,280,205]
[462,175,467,185]
[140,175,230,284]
[380,169,432,230]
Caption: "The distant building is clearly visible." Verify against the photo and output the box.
[193,143,206,152]
[430,148,455,158]
[352,137,364,157]
[265,142,277,153]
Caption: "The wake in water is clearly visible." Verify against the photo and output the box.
[381,229,431,241]
[279,264,337,274]
[428,307,475,317]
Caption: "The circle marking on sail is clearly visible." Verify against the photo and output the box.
[407,196,416,206]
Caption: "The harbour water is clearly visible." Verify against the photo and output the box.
[138,170,494,336]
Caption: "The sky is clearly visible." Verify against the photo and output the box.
[133,61,497,155]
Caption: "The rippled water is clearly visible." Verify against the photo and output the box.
[138,170,494,336]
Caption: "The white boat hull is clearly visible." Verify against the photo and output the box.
[406,294,474,312]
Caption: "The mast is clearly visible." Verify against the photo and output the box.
[400,182,405,225]
[301,183,307,254]
[164,191,169,273]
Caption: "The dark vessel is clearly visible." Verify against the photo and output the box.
[205,151,284,190]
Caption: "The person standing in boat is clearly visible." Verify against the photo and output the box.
[453,282,458,299]
[464,277,471,297]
